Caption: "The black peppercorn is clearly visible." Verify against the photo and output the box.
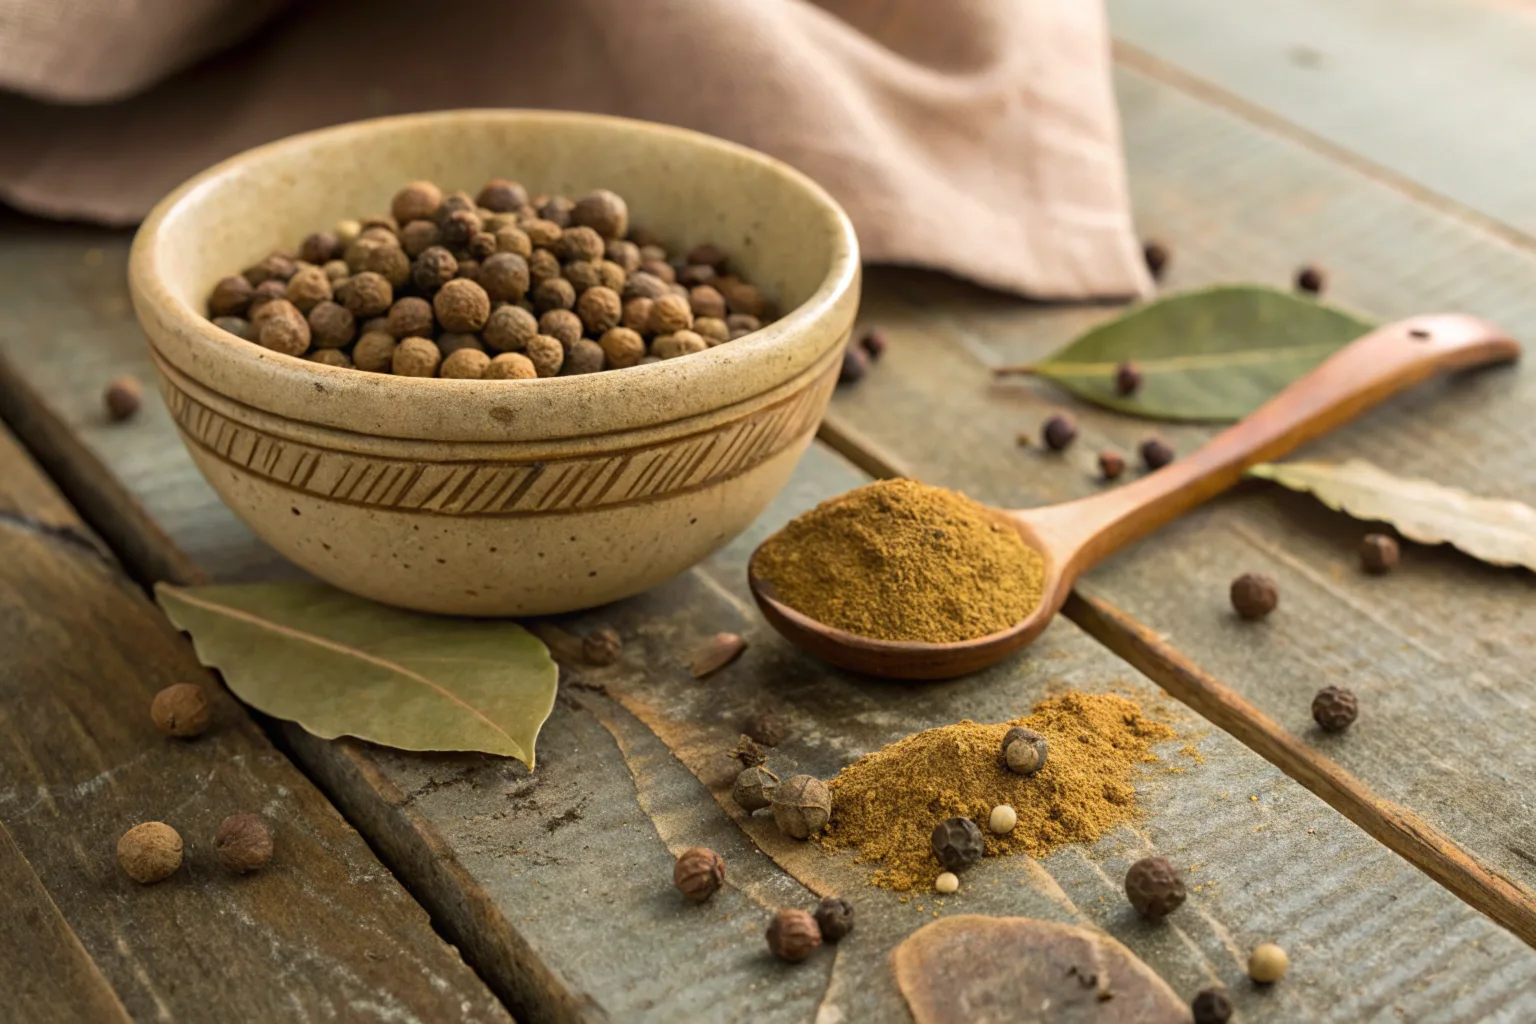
[744,711,789,747]
[766,908,822,962]
[673,847,726,902]
[1230,572,1279,620]
[1115,361,1143,396]
[1000,726,1048,776]
[1143,239,1171,280]
[1124,856,1185,919]
[1042,414,1078,451]
[1359,533,1399,574]
[1099,450,1125,480]
[930,816,984,872]
[1141,437,1175,470]
[813,897,855,942]
[1312,685,1358,732]
[840,346,869,385]
[859,330,889,359]
[1191,987,1233,1024]
[1296,263,1327,295]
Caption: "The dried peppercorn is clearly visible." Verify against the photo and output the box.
[539,309,583,349]
[285,266,332,313]
[412,246,458,292]
[1359,533,1399,574]
[353,332,398,373]
[532,277,577,314]
[440,209,483,248]
[1141,437,1175,470]
[1312,685,1358,732]
[215,813,274,873]
[839,346,869,384]
[1230,572,1278,620]
[623,271,670,301]
[1042,414,1077,451]
[622,297,654,332]
[495,226,532,258]
[208,274,255,317]
[744,711,789,747]
[300,231,342,265]
[338,271,393,318]
[387,296,434,339]
[1124,856,1185,919]
[1000,726,1048,776]
[247,279,289,319]
[576,286,623,334]
[479,253,531,303]
[583,626,622,665]
[438,334,484,357]
[1115,361,1143,395]
[717,277,767,318]
[434,279,491,332]
[244,252,296,286]
[688,285,726,320]
[392,337,442,378]
[477,178,528,214]
[571,189,629,240]
[345,237,410,287]
[485,352,537,380]
[557,225,606,263]
[1295,264,1327,295]
[678,263,716,287]
[1142,239,1171,280]
[766,909,822,963]
[538,195,575,226]
[772,775,831,839]
[525,334,566,377]
[258,300,311,356]
[524,218,563,249]
[931,817,984,871]
[392,181,443,225]
[564,259,602,293]
[309,349,352,368]
[647,294,694,335]
[730,762,780,811]
[399,220,442,257]
[1191,987,1233,1024]
[104,376,143,422]
[860,330,889,359]
[673,847,725,902]
[653,331,707,360]
[441,348,491,379]
[687,242,728,269]
[693,317,729,345]
[1099,450,1126,480]
[308,301,357,349]
[213,316,255,341]
[565,338,606,375]
[527,249,562,287]
[593,327,643,370]
[814,897,855,942]
[485,304,539,353]
[151,682,211,737]
[118,821,183,884]
[467,231,499,261]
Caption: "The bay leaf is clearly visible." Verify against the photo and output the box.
[1249,460,1536,570]
[1002,285,1373,422]
[156,582,558,766]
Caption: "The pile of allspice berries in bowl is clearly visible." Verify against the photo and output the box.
[203,179,776,379]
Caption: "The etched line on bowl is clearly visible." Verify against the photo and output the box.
[164,363,837,517]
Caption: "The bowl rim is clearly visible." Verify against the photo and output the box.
[129,108,861,444]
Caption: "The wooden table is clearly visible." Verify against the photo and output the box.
[4,4,1536,1020]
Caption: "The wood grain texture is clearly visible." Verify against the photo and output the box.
[0,423,510,1022]
[0,819,132,1024]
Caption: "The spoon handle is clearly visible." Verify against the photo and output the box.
[1023,314,1519,571]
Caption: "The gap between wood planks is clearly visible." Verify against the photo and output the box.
[815,413,1536,949]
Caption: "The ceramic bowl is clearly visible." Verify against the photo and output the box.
[129,110,859,615]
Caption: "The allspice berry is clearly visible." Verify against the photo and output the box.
[338,271,393,318]
[484,353,538,380]
[353,332,398,373]
[599,327,646,369]
[583,626,622,665]
[151,682,211,738]
[688,285,726,320]
[1230,572,1279,620]
[104,376,143,422]
[839,346,869,384]
[1191,987,1233,1024]
[653,331,708,360]
[672,846,725,903]
[1115,361,1143,395]
[400,220,442,257]
[694,317,730,345]
[539,309,583,348]
[300,231,341,265]
[1359,533,1399,574]
[1248,942,1289,983]
[1124,856,1186,919]
[209,274,255,317]
[215,813,274,874]
[477,178,528,214]
[412,247,458,292]
[766,908,822,963]
[564,339,606,375]
[257,300,312,356]
[647,294,694,335]
[386,296,434,339]
[860,329,889,359]
[392,181,443,225]
[576,286,623,334]
[622,296,655,331]
[771,774,831,839]
[1099,450,1126,480]
[308,301,357,349]
[285,266,332,312]
[532,277,577,314]
[485,304,539,353]
[931,817,984,872]
[1143,239,1171,279]
[526,335,566,377]
[1042,414,1078,451]
[1312,685,1358,732]
[310,349,352,369]
[1001,726,1048,776]
[392,337,442,378]
[557,225,606,264]
[117,821,183,884]
[743,711,789,747]
[571,189,629,240]
[434,278,491,332]
[1141,436,1175,470]
[814,897,855,942]
[441,348,491,380]
[732,765,780,813]
[1295,264,1327,295]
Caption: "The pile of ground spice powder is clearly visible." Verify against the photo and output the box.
[817,692,1175,890]
[750,479,1046,643]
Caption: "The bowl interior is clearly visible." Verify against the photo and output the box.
[134,110,859,443]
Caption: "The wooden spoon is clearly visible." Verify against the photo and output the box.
[750,314,1519,680]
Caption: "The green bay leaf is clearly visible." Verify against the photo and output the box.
[1018,285,1374,422]
[156,582,558,767]
[1249,460,1536,571]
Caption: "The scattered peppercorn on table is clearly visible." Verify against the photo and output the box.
[5,5,1536,1020]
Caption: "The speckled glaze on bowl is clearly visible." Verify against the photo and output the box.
[129,110,859,615]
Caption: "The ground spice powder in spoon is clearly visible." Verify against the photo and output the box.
[818,692,1174,890]
[751,479,1046,643]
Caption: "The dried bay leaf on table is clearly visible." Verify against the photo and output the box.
[156,582,558,767]
[1249,459,1536,571]
[1003,285,1373,422]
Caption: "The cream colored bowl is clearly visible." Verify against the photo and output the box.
[130,110,860,615]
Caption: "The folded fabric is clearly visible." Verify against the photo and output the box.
[0,0,1149,300]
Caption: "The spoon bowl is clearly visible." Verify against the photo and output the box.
[750,314,1520,679]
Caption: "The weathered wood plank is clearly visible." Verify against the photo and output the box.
[822,62,1536,930]
[0,819,132,1024]
[0,423,510,1023]
[1109,0,1536,239]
